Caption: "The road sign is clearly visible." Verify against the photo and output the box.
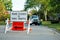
[10,11,27,22]
[5,11,31,34]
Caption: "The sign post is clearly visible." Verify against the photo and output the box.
[27,18,30,34]
[5,18,12,34]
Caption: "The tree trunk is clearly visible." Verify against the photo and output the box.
[44,10,47,21]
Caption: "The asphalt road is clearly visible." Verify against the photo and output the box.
[0,25,60,40]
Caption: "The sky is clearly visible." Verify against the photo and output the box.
[12,0,26,11]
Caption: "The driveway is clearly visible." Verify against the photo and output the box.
[0,25,60,40]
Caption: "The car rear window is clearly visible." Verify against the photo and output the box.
[32,15,38,18]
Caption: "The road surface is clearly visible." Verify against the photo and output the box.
[0,25,60,40]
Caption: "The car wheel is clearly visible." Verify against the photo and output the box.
[30,23,32,25]
[35,23,38,25]
[38,23,40,25]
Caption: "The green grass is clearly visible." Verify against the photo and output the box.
[0,21,6,25]
[42,21,60,31]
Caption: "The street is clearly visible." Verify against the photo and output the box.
[0,25,60,40]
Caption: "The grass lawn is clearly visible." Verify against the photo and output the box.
[42,21,60,31]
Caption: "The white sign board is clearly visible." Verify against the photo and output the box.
[10,11,27,21]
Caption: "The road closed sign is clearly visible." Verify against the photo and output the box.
[10,11,27,21]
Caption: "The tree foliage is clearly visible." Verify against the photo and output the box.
[24,0,60,20]
[3,0,12,11]
[0,0,10,21]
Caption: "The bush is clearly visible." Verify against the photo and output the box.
[0,21,6,25]
[0,14,10,22]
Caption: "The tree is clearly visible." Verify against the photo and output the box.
[24,0,60,21]
[0,0,10,21]
[0,0,6,14]
[50,0,60,13]
[3,0,12,11]
[0,0,6,21]
[30,9,37,15]
[24,0,52,20]
[24,0,41,11]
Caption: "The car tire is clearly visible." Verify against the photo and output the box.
[38,23,40,25]
[30,23,32,25]
[35,23,38,25]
